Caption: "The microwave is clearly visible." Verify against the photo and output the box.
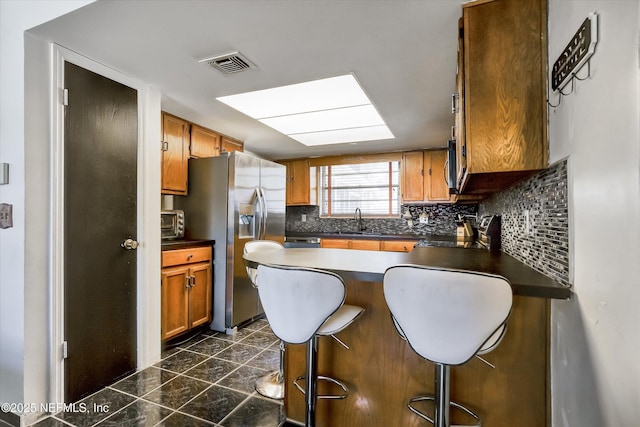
[161,210,185,240]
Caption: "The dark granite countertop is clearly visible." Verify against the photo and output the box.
[286,230,466,242]
[161,239,214,251]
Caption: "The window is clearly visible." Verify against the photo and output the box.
[320,161,400,217]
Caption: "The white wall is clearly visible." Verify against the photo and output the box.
[0,0,94,409]
[2,3,162,424]
[548,1,640,425]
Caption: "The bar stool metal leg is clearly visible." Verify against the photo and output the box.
[435,364,450,427]
[306,336,319,427]
[255,340,285,400]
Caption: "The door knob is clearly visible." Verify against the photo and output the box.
[121,238,138,250]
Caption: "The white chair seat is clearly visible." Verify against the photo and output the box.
[318,304,364,336]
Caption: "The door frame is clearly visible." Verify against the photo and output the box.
[49,44,161,403]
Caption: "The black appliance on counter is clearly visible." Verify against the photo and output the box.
[477,215,501,252]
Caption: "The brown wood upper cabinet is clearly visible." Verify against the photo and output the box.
[456,0,548,194]
[283,159,311,206]
[400,151,424,202]
[220,136,244,154]
[161,112,245,194]
[424,150,454,202]
[402,150,455,203]
[161,112,190,195]
[190,126,244,159]
[190,124,221,158]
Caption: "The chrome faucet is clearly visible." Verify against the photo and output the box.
[354,208,365,231]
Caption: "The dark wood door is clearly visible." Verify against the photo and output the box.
[63,62,138,403]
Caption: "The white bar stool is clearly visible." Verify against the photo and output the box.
[383,265,512,427]
[256,264,364,427]
[243,240,286,400]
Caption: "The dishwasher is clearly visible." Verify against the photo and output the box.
[284,236,321,248]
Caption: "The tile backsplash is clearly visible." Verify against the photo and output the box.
[479,159,570,287]
[286,204,478,236]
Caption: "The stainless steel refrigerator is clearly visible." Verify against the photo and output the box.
[176,152,286,333]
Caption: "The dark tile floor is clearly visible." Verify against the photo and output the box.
[31,319,294,427]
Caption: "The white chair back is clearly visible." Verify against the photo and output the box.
[256,264,346,344]
[383,265,512,365]
[244,240,284,286]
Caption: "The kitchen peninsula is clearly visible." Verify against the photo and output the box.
[244,247,569,426]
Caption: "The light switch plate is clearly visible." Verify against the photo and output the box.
[0,203,13,229]
[0,163,8,185]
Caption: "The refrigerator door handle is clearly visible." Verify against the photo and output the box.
[254,187,263,240]
[260,187,268,240]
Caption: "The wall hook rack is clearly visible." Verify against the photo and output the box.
[548,12,598,108]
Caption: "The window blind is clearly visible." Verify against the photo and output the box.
[320,161,399,216]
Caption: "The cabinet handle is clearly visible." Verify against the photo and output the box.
[190,276,196,287]
[185,276,191,289]
[451,93,460,114]
[451,125,456,140]
[444,158,450,187]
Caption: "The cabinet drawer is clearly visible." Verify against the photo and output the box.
[162,246,212,268]
[380,240,416,252]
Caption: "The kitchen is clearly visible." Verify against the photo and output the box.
[1,1,639,427]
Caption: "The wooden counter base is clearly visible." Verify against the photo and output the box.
[283,277,549,427]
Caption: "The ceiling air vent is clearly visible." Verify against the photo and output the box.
[199,52,257,74]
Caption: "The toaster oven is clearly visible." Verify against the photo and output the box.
[161,210,185,240]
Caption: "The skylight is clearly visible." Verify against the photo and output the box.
[216,74,394,146]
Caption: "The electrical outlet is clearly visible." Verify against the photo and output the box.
[301,214,307,222]
[419,214,428,224]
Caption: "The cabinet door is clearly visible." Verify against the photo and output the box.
[401,151,424,202]
[161,265,190,340]
[221,136,244,154]
[463,0,547,175]
[321,238,350,249]
[455,17,468,190]
[161,112,189,195]
[424,150,452,202]
[188,262,212,328]
[190,124,220,158]
[380,240,415,252]
[350,240,380,251]
[286,159,311,206]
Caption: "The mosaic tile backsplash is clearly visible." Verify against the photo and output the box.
[479,159,570,287]
[286,204,478,236]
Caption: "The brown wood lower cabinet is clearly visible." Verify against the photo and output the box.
[380,240,416,252]
[321,238,415,252]
[161,246,212,341]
